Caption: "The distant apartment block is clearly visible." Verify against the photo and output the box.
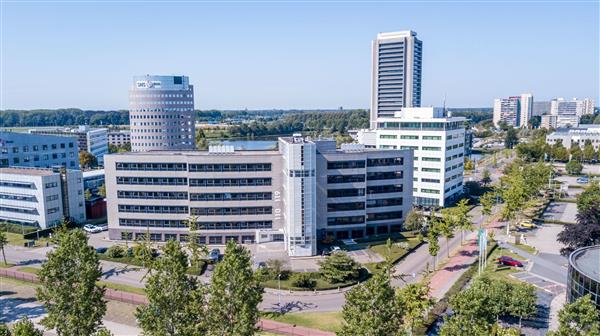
[551,98,595,117]
[107,130,131,147]
[0,132,80,169]
[0,167,86,229]
[541,115,558,129]
[129,75,195,152]
[546,125,600,151]
[359,107,465,207]
[493,93,533,128]
[532,101,552,116]
[30,126,108,166]
[104,136,413,256]
[371,31,422,128]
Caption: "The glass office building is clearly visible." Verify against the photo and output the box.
[567,245,600,310]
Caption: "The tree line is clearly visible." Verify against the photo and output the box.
[1,109,129,127]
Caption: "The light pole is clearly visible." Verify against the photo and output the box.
[278,273,282,310]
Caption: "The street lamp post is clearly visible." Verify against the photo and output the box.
[278,273,282,310]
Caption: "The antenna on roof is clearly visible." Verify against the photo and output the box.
[442,93,447,116]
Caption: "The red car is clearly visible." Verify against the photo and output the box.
[496,256,523,267]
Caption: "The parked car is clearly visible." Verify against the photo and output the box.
[97,224,108,231]
[519,220,537,229]
[576,176,589,184]
[208,248,220,262]
[83,224,101,233]
[496,256,523,267]
[330,246,342,253]
[95,247,108,254]
[256,261,267,270]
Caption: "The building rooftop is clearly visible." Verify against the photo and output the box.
[109,149,280,157]
[570,245,600,283]
[0,167,56,176]
[82,169,105,178]
[0,131,78,142]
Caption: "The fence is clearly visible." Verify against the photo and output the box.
[0,268,39,283]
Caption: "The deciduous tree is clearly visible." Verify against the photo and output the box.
[136,239,207,336]
[78,151,97,169]
[319,251,361,283]
[481,169,492,186]
[396,282,435,335]
[206,241,263,336]
[0,231,8,265]
[508,283,537,328]
[548,294,600,336]
[11,318,43,336]
[558,183,600,255]
[565,160,583,175]
[36,229,106,336]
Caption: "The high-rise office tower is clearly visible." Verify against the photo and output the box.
[129,75,196,152]
[370,31,423,128]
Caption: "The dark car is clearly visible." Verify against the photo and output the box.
[496,256,523,267]
[95,247,108,254]
[208,248,220,262]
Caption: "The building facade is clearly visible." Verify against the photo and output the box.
[0,167,86,229]
[551,98,595,117]
[567,245,600,310]
[540,115,558,129]
[532,101,552,116]
[546,125,600,151]
[129,75,196,152]
[0,132,80,169]
[104,137,413,256]
[360,107,465,207]
[107,131,131,147]
[370,31,422,128]
[30,126,108,166]
[315,142,413,240]
[493,94,533,128]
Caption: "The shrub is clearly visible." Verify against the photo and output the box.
[318,251,361,283]
[266,259,289,280]
[106,245,125,258]
[291,272,316,289]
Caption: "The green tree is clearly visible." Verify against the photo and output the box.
[438,209,456,257]
[582,140,596,162]
[404,209,425,233]
[93,328,113,336]
[97,184,106,198]
[396,282,435,335]
[480,192,495,225]
[319,251,361,283]
[558,182,600,255]
[0,324,10,336]
[548,295,600,336]
[464,158,475,171]
[186,216,208,274]
[481,169,492,186]
[338,268,403,336]
[0,231,8,265]
[136,239,207,336]
[290,272,316,289]
[504,128,518,149]
[570,143,583,161]
[565,160,583,175]
[265,259,286,280]
[78,151,98,169]
[454,199,473,245]
[84,189,92,201]
[11,318,43,336]
[551,140,569,162]
[427,227,440,271]
[207,241,263,336]
[440,315,490,336]
[36,229,106,336]
[508,283,537,328]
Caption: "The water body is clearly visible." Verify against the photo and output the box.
[209,140,278,150]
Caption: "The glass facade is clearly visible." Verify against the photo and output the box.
[567,246,600,310]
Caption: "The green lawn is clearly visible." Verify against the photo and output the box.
[261,270,365,291]
[3,232,50,247]
[0,262,15,268]
[99,281,146,295]
[508,242,537,255]
[17,266,40,275]
[262,311,343,333]
[359,234,423,273]
[482,246,525,283]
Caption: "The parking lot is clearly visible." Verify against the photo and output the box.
[540,202,578,224]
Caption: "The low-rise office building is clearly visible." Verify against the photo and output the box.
[0,132,80,169]
[546,125,600,151]
[0,167,86,229]
[107,131,131,147]
[104,136,413,256]
[359,107,465,207]
[30,126,108,166]
[567,245,600,310]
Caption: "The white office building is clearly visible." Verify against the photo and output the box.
[30,126,108,166]
[358,107,465,207]
[551,98,595,117]
[107,131,131,147]
[0,167,86,229]
[493,93,533,128]
[104,136,413,256]
[546,125,600,151]
[370,31,422,128]
[0,132,80,169]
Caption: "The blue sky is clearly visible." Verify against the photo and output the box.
[2,1,598,110]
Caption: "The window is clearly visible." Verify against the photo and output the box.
[117,177,187,185]
[367,185,403,194]
[190,206,272,216]
[189,178,271,187]
[367,171,403,180]
[400,135,419,139]
[189,192,271,201]
[422,168,441,173]
[327,188,365,198]
[327,202,365,212]
[327,174,365,184]
[422,146,441,151]
[422,157,441,162]
[423,135,442,140]
[46,195,59,201]
[367,211,403,221]
[327,160,366,169]
[367,157,403,167]
[400,146,418,150]
[47,207,59,214]
[118,205,189,214]
[188,163,271,172]
[379,134,397,139]
[119,218,187,228]
[422,178,441,183]
[421,188,440,194]
[116,162,187,171]
[327,216,365,226]
[366,198,403,208]
[45,182,58,188]
[118,191,188,200]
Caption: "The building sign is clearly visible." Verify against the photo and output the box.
[135,80,162,89]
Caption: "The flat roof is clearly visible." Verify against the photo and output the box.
[109,149,280,157]
[570,245,600,282]
[83,169,105,178]
[0,167,56,176]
